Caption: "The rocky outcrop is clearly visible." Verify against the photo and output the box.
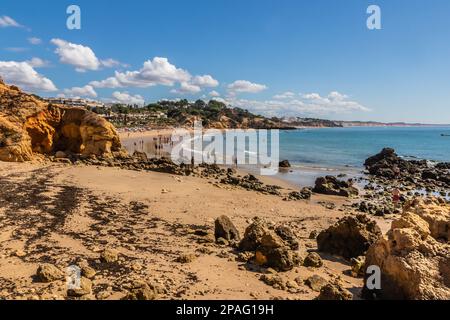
[363,198,450,300]
[0,79,124,162]
[313,176,359,197]
[215,215,240,242]
[317,215,382,259]
[239,218,301,271]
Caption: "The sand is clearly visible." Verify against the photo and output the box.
[0,160,393,300]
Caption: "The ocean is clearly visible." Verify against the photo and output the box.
[123,126,450,188]
[275,126,450,187]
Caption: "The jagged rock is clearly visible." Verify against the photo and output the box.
[313,176,359,197]
[67,277,92,297]
[123,282,157,300]
[317,214,382,259]
[0,80,124,162]
[239,218,300,271]
[36,264,64,283]
[304,275,328,292]
[317,282,353,300]
[214,215,240,242]
[279,160,291,168]
[303,252,323,268]
[284,188,312,201]
[100,248,119,264]
[363,198,450,300]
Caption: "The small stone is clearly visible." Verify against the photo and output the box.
[67,277,92,297]
[100,248,119,264]
[36,264,64,283]
[303,252,323,268]
[317,282,353,300]
[304,275,328,292]
[216,237,229,246]
[214,215,240,241]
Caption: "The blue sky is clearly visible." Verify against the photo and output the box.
[1,0,450,123]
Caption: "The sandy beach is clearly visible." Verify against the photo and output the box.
[0,160,393,300]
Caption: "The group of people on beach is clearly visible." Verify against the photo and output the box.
[133,135,175,157]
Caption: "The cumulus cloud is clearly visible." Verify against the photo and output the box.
[28,37,42,45]
[171,82,202,94]
[220,91,370,117]
[90,57,191,88]
[227,80,267,95]
[191,75,219,88]
[112,91,145,106]
[0,16,21,28]
[209,90,220,97]
[273,91,296,100]
[100,58,128,68]
[51,39,101,72]
[26,57,50,68]
[64,85,97,98]
[0,60,57,91]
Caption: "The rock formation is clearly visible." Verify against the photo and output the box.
[317,214,382,259]
[0,79,124,162]
[313,176,359,197]
[363,198,450,300]
[239,218,301,271]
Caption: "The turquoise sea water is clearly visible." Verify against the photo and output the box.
[280,126,450,169]
[123,126,450,187]
[274,126,450,187]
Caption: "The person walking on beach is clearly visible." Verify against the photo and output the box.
[392,187,401,207]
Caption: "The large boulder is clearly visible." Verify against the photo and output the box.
[239,218,301,271]
[363,198,450,300]
[317,214,382,259]
[313,176,359,197]
[0,80,124,162]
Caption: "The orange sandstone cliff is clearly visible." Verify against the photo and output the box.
[0,78,124,162]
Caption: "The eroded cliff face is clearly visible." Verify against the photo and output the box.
[0,78,124,162]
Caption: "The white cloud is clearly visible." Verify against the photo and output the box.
[191,75,219,88]
[171,82,202,94]
[209,90,220,97]
[28,37,42,45]
[90,57,191,88]
[100,58,128,68]
[273,91,296,99]
[0,16,21,28]
[26,57,49,68]
[4,47,28,52]
[112,91,145,106]
[51,39,101,72]
[0,61,57,91]
[227,80,267,94]
[220,91,370,117]
[64,85,97,98]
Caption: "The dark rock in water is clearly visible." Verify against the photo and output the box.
[364,148,397,167]
[239,218,300,271]
[317,214,382,259]
[214,215,240,242]
[317,282,353,300]
[313,176,359,197]
[279,160,291,168]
